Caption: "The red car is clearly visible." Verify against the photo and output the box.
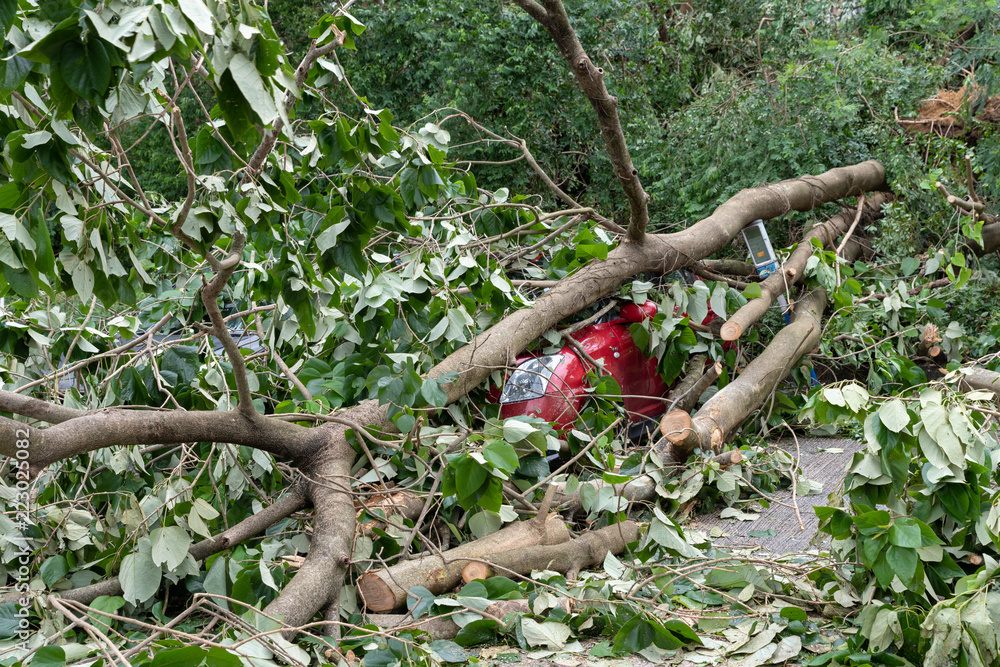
[490,300,718,441]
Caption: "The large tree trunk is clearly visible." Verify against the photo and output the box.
[657,288,828,461]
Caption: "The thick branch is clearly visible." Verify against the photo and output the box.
[358,515,570,612]
[0,408,320,472]
[956,367,1000,399]
[0,390,86,425]
[263,399,392,634]
[512,0,649,240]
[667,356,722,413]
[462,521,639,582]
[658,288,828,461]
[721,193,887,341]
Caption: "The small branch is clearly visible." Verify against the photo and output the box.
[559,300,618,335]
[253,311,312,400]
[458,114,625,235]
[242,27,347,184]
[690,264,751,289]
[835,193,867,256]
[201,234,255,415]
[166,106,212,266]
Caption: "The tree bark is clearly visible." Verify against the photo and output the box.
[356,491,426,536]
[657,288,827,461]
[461,521,640,582]
[700,259,759,277]
[358,515,570,612]
[666,355,722,413]
[512,0,650,240]
[955,367,1000,399]
[721,193,887,341]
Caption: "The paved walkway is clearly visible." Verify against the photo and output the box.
[687,437,863,553]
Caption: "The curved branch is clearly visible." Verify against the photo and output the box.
[201,233,255,416]
[242,25,348,184]
[0,408,320,472]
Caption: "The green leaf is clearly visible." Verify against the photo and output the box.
[204,648,243,667]
[483,442,518,475]
[878,400,910,433]
[227,53,278,125]
[885,545,918,587]
[161,346,200,387]
[4,266,39,299]
[31,647,67,667]
[888,519,921,549]
[454,618,499,646]
[406,586,435,619]
[0,54,32,96]
[120,550,162,604]
[178,0,216,35]
[40,555,68,586]
[420,377,448,407]
[429,640,468,663]
[151,647,208,667]
[89,595,126,631]
[455,457,487,507]
[60,39,112,99]
[742,282,763,299]
[0,0,15,36]
[150,526,192,570]
[780,607,808,622]
[613,615,655,653]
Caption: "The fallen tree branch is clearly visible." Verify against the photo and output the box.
[658,287,828,461]
[358,515,569,612]
[721,193,887,341]
[935,180,1000,255]
[431,162,885,403]
[461,521,640,582]
[666,355,722,413]
[699,259,759,277]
